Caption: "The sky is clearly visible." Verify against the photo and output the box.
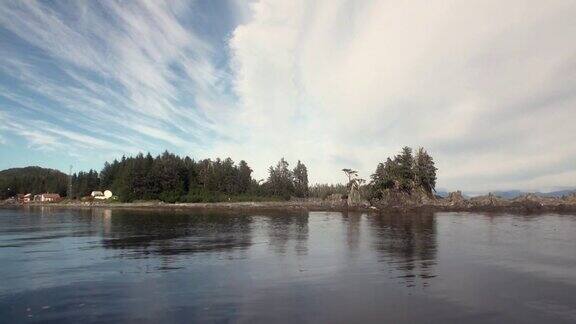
[0,0,575,193]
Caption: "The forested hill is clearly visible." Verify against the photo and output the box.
[0,152,311,203]
[0,166,68,199]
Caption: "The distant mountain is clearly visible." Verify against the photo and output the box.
[491,190,526,199]
[436,188,575,199]
[435,190,449,198]
[435,189,470,199]
[492,189,576,199]
[0,166,67,177]
[0,166,68,199]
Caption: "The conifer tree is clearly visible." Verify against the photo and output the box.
[414,147,437,195]
[267,158,294,199]
[237,160,252,194]
[293,160,309,198]
[369,146,437,199]
[396,146,415,193]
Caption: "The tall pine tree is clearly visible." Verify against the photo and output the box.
[293,160,309,198]
[414,147,437,196]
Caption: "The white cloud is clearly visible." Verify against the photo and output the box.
[0,119,59,150]
[224,0,576,191]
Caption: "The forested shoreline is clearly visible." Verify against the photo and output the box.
[0,152,311,203]
[0,147,437,204]
[98,152,311,202]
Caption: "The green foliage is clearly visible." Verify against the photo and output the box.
[87,151,307,203]
[100,151,263,202]
[184,188,221,203]
[71,169,100,198]
[396,146,415,193]
[266,158,295,199]
[1,147,437,205]
[293,160,309,198]
[309,183,348,199]
[370,146,437,198]
[414,147,437,195]
[158,190,182,204]
[1,153,311,204]
[183,189,283,203]
[237,160,253,194]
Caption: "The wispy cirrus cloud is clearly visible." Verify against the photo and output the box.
[0,113,59,150]
[0,0,235,159]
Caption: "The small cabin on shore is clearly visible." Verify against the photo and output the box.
[38,193,61,202]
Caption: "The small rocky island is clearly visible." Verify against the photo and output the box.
[343,146,576,212]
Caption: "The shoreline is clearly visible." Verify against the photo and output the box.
[2,200,352,212]
[3,198,576,214]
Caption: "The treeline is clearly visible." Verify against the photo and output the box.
[0,167,68,199]
[80,152,309,202]
[369,146,437,199]
[100,152,254,202]
[71,170,100,198]
[263,158,309,199]
[1,147,438,204]
[0,153,311,202]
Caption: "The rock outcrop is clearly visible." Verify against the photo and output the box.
[469,193,507,208]
[443,191,468,208]
[372,188,436,210]
[347,186,364,207]
[370,190,576,212]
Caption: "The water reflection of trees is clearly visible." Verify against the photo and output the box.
[97,209,310,269]
[341,211,363,253]
[367,212,437,287]
[97,209,254,266]
[6,207,104,240]
[264,212,309,256]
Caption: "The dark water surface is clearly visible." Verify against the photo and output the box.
[1,207,575,323]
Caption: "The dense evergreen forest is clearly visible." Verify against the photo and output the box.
[97,152,310,202]
[0,152,310,202]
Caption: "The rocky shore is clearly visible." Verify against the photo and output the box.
[371,191,576,213]
[2,192,576,213]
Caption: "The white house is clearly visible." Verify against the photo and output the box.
[91,190,112,200]
[91,191,104,197]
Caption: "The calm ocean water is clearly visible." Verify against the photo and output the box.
[1,207,575,323]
